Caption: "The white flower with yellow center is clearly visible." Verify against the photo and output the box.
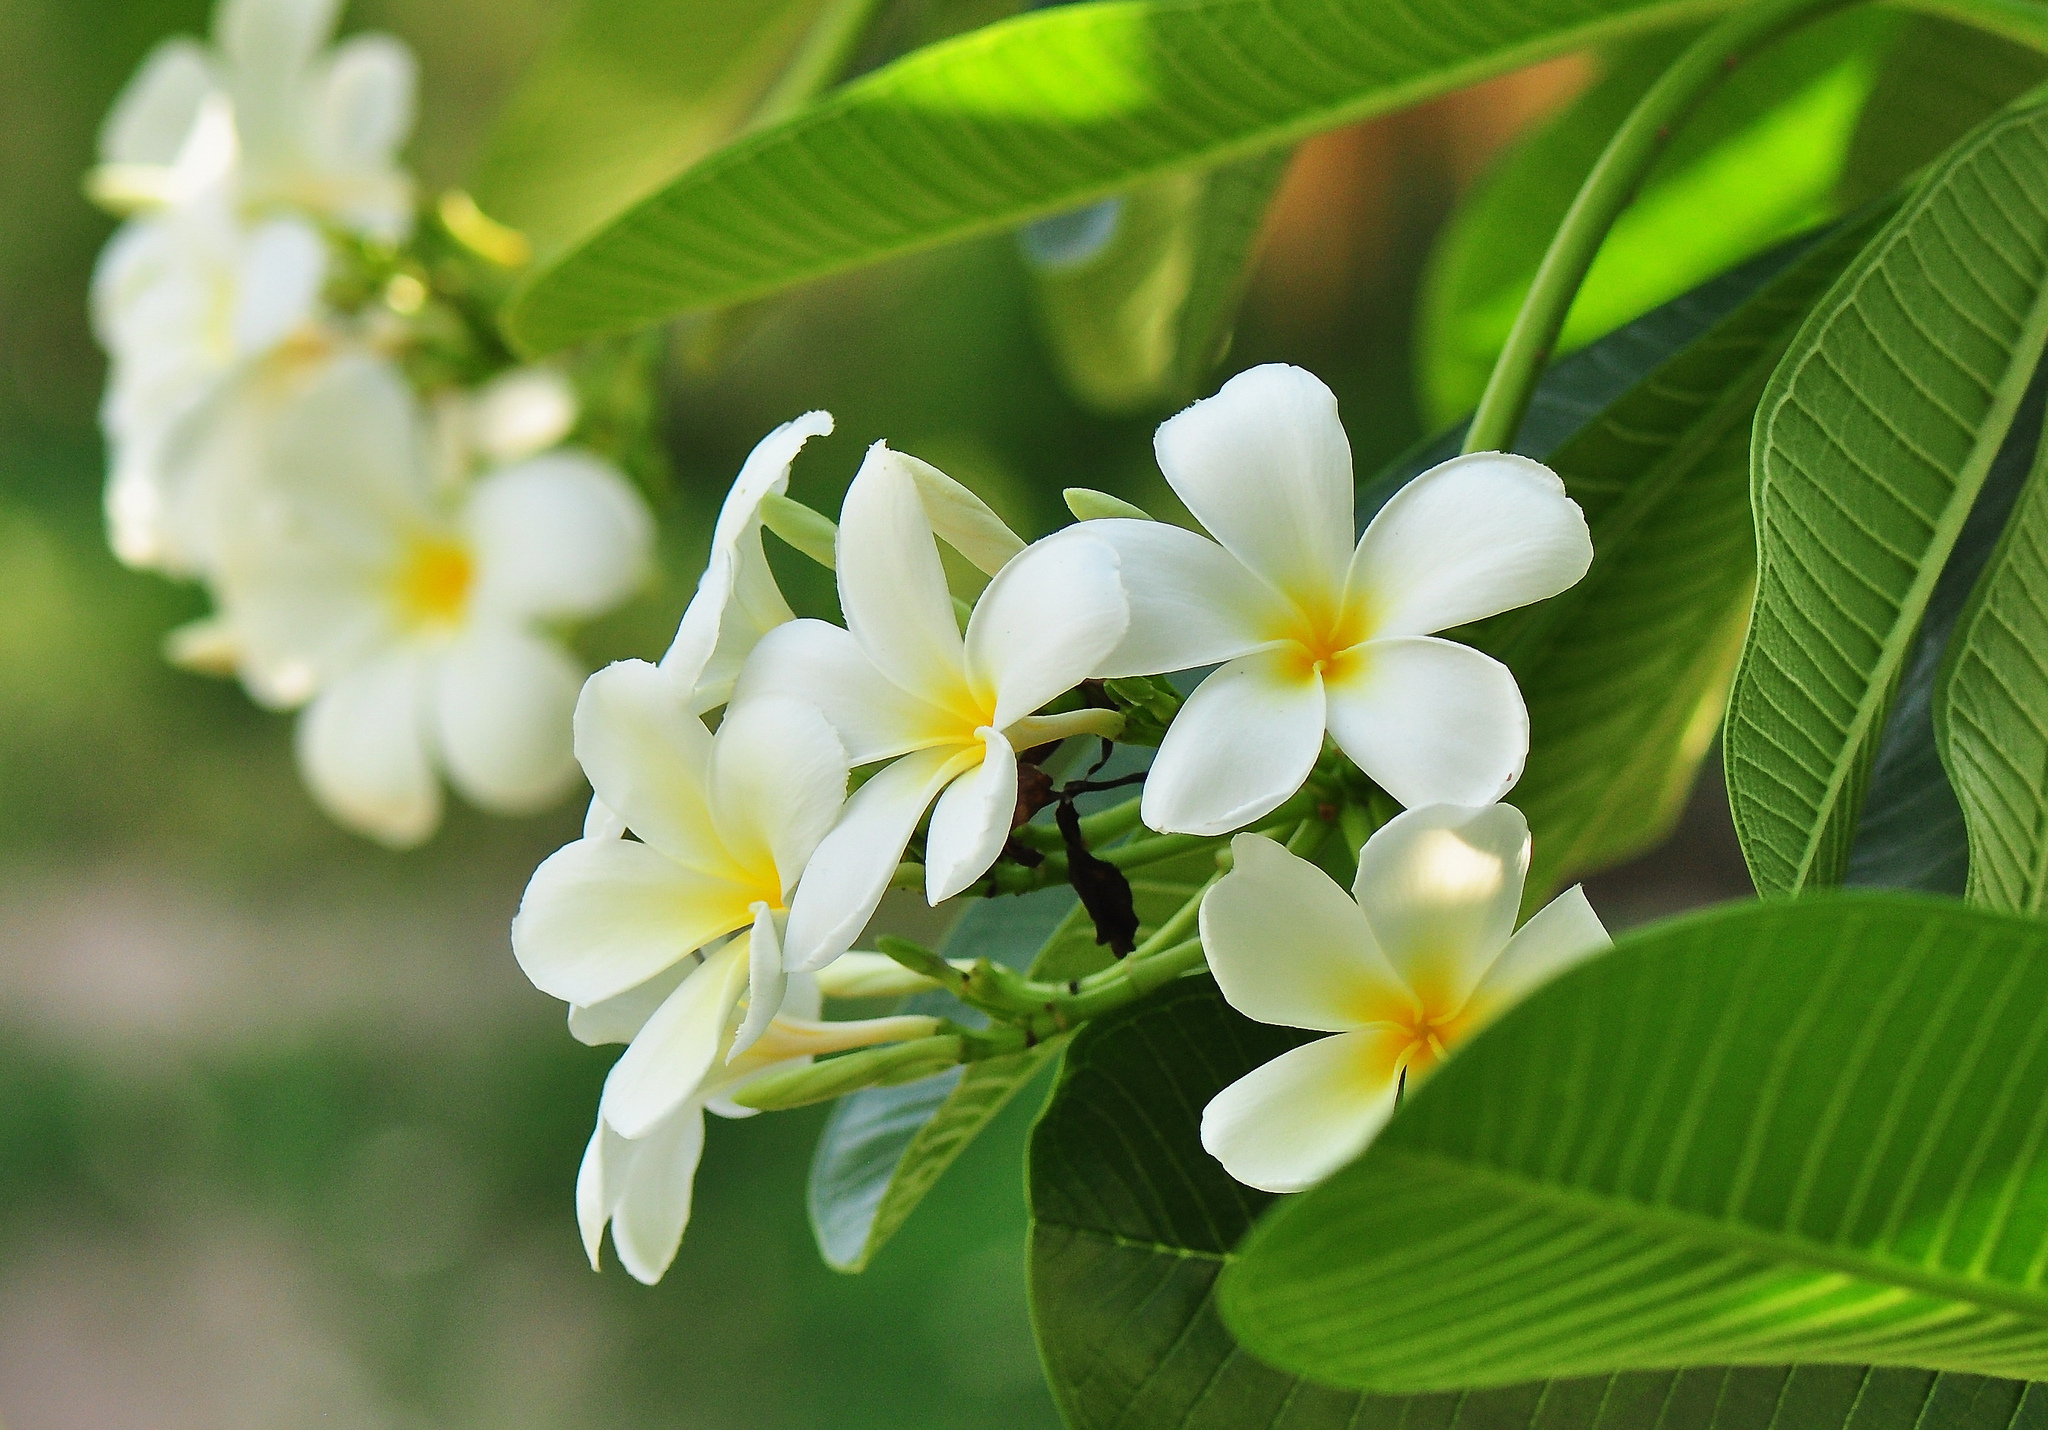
[1081,364,1593,835]
[1199,804,1610,1192]
[91,0,416,241]
[733,442,1129,972]
[211,353,652,844]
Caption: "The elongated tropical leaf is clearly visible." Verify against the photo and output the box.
[1417,10,1894,424]
[1723,90,2048,898]
[1222,893,2048,1392]
[1030,975,2044,1428]
[1940,380,2048,912]
[1024,150,1290,414]
[809,834,1211,1271]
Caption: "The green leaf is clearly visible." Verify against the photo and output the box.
[1022,150,1291,414]
[1416,9,1894,426]
[1723,89,2048,898]
[1030,975,2045,1428]
[466,0,834,261]
[504,0,1798,352]
[808,839,1214,1271]
[1941,375,2048,913]
[1222,892,2048,1392]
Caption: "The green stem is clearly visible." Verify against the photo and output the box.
[747,0,888,131]
[1009,794,1146,851]
[1460,0,1861,456]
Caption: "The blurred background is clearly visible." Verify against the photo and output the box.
[0,3,1751,1425]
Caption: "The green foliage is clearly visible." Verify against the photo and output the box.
[467,0,834,260]
[1030,976,2043,1428]
[809,845,1214,1271]
[1417,10,1893,426]
[1941,391,2048,912]
[1222,893,2048,1391]
[504,0,1762,352]
[1023,151,1291,414]
[1724,89,2048,898]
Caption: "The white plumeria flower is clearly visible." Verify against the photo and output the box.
[1199,803,1610,1192]
[576,410,834,844]
[573,968,936,1284]
[210,353,653,844]
[514,671,855,1088]
[734,443,1129,972]
[92,0,416,241]
[91,181,328,575]
[1080,364,1593,835]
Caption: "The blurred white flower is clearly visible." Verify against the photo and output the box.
[91,182,329,574]
[573,969,936,1284]
[1198,804,1610,1192]
[92,0,417,241]
[211,353,652,844]
[1082,364,1593,835]
[735,442,1129,972]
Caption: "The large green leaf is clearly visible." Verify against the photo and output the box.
[809,837,1213,1271]
[1940,380,2048,912]
[1222,893,2048,1392]
[467,0,834,260]
[1030,975,2045,1428]
[1023,149,1291,414]
[1723,89,2048,898]
[1416,10,1894,425]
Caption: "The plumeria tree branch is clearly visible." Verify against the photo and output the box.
[1460,0,1861,455]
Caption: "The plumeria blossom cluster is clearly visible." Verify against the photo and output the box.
[514,361,1609,1282]
[88,0,654,845]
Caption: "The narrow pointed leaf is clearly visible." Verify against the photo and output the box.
[1030,975,2045,1428]
[1724,90,2048,897]
[1223,893,2048,1391]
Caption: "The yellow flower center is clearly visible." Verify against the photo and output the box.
[1272,596,1372,683]
[1389,999,1478,1082]
[393,536,474,629]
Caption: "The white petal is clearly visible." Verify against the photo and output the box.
[1079,520,1285,677]
[294,650,439,847]
[1471,884,1611,1014]
[314,33,416,165]
[610,1103,708,1285]
[731,619,957,763]
[468,367,577,466]
[708,697,848,895]
[218,0,339,74]
[1201,834,1413,1031]
[567,956,698,1046]
[836,444,970,705]
[512,838,752,1006]
[572,661,732,874]
[584,794,626,841]
[1323,637,1528,809]
[728,903,788,1061]
[661,411,830,704]
[1200,1029,1405,1193]
[1349,452,1593,638]
[231,217,327,355]
[966,531,1128,727]
[780,745,966,972]
[576,1116,618,1270]
[433,626,583,814]
[601,937,750,1139]
[1352,803,1530,1012]
[1141,648,1325,836]
[924,729,1016,902]
[896,449,1026,575]
[466,450,653,621]
[100,38,214,166]
[1153,364,1353,605]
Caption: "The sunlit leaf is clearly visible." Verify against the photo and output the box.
[1416,9,1894,425]
[1031,974,2046,1427]
[1223,892,2048,1391]
[1723,89,2048,897]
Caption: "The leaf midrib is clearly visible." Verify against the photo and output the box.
[1363,1145,2048,1325]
